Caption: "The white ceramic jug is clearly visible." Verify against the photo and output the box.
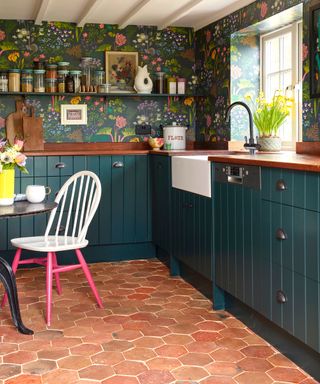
[134,65,153,94]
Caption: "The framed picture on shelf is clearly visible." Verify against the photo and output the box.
[310,1,320,98]
[105,51,138,92]
[61,104,87,125]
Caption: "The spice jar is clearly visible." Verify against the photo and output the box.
[33,60,44,70]
[177,78,186,94]
[65,72,74,93]
[80,57,93,92]
[33,69,45,92]
[94,69,105,86]
[167,76,177,94]
[69,70,81,92]
[154,72,165,94]
[46,64,57,79]
[8,69,21,92]
[45,78,57,93]
[57,62,69,71]
[0,71,8,92]
[58,70,68,93]
[21,69,33,92]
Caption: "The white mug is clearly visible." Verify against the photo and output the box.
[26,185,51,204]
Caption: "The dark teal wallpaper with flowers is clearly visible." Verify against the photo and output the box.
[194,0,318,143]
[0,21,195,142]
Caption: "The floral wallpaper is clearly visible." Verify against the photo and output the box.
[194,0,310,143]
[0,21,195,142]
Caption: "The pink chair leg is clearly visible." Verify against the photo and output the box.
[52,252,62,295]
[75,249,103,308]
[1,248,22,307]
[46,252,53,326]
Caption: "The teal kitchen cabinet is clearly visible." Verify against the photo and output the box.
[171,188,212,280]
[1,155,153,261]
[258,167,320,353]
[150,154,172,255]
[213,163,261,309]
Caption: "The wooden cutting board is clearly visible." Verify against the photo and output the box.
[5,100,27,144]
[23,107,44,151]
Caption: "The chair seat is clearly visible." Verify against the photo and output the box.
[11,236,88,252]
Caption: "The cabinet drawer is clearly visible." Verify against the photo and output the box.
[261,168,320,211]
[260,200,320,282]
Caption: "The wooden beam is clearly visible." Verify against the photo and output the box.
[158,0,204,30]
[118,0,152,29]
[193,0,255,31]
[77,0,105,28]
[34,0,51,25]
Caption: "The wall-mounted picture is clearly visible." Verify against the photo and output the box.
[61,104,87,125]
[105,51,138,92]
[310,1,320,98]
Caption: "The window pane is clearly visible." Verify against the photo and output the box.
[265,38,279,73]
[280,32,292,71]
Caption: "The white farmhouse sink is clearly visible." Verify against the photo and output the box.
[171,156,211,198]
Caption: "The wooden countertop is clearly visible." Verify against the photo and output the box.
[208,151,320,172]
[25,150,150,156]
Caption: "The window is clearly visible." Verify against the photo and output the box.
[261,22,302,149]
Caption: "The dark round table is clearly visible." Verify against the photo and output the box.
[0,201,57,334]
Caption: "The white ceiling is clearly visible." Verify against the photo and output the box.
[0,0,256,31]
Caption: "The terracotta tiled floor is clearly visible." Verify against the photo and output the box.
[0,259,318,384]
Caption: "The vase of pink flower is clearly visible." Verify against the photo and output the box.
[0,138,27,206]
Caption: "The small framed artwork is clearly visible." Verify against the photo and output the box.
[61,104,87,125]
[310,1,320,98]
[105,51,138,92]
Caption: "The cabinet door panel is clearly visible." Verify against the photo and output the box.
[111,155,124,243]
[99,156,112,244]
[123,156,136,243]
[135,156,150,242]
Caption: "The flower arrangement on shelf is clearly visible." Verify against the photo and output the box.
[0,138,28,173]
[246,91,293,152]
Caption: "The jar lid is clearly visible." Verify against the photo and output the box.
[46,64,58,68]
[21,69,33,73]
[0,70,8,75]
[34,69,46,74]
[167,76,176,81]
[95,69,105,73]
[57,70,69,74]
[69,70,82,75]
[8,69,21,73]
[177,77,186,81]
[57,62,70,66]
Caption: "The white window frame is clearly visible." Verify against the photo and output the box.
[260,21,302,150]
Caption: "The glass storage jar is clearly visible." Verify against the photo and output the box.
[57,62,70,71]
[154,72,165,94]
[45,78,57,93]
[33,60,44,69]
[167,76,177,94]
[46,64,57,80]
[58,70,68,92]
[80,57,93,92]
[0,71,8,92]
[177,77,186,94]
[69,70,81,92]
[94,69,105,86]
[8,69,21,92]
[21,69,33,92]
[33,69,45,92]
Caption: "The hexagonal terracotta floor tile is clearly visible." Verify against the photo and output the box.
[79,364,114,380]
[206,362,242,377]
[37,347,69,360]
[102,340,134,352]
[91,351,124,366]
[179,352,213,366]
[134,336,164,349]
[201,376,237,383]
[234,371,272,384]
[210,348,244,362]
[163,334,194,345]
[172,366,208,381]
[70,343,102,356]
[192,331,221,342]
[0,364,21,380]
[237,357,273,372]
[5,374,42,384]
[147,357,181,370]
[155,344,188,358]
[138,369,175,384]
[113,360,147,375]
[58,355,91,370]
[102,376,139,384]
[267,366,307,382]
[22,360,57,375]
[123,347,156,361]
[241,346,275,359]
[3,351,36,364]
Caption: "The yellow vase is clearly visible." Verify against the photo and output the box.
[0,168,15,206]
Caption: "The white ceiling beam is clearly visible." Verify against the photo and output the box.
[77,0,105,28]
[118,0,152,29]
[193,0,256,31]
[34,0,51,25]
[158,0,204,30]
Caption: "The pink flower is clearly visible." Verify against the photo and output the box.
[156,66,161,71]
[14,137,24,151]
[15,153,26,167]
[94,101,100,106]
[206,30,211,43]
[39,54,45,59]
[24,51,30,57]
[115,33,127,46]
[85,96,91,101]
[99,24,104,29]
[143,55,148,60]
[206,114,212,128]
[157,57,162,62]
[261,2,268,18]
[152,60,156,65]
[99,107,103,112]
[115,116,127,129]
[0,30,5,41]
[82,32,88,38]
[303,44,308,61]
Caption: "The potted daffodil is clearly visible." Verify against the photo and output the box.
[247,91,292,152]
[0,138,28,206]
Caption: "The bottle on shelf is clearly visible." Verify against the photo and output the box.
[65,72,75,93]
[21,69,33,92]
[33,69,45,92]
[0,71,8,92]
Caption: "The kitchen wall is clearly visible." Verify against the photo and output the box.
[195,0,318,142]
[0,21,195,142]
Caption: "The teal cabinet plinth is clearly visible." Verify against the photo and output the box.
[1,155,152,256]
[171,188,213,281]
[150,155,172,255]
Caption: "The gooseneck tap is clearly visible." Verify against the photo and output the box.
[225,101,261,155]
